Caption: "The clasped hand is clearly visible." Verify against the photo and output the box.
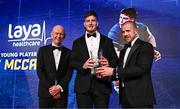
[95,66,113,79]
[49,85,61,99]
[83,56,109,69]
[83,56,110,79]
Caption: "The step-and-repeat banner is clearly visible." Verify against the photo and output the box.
[0,0,180,108]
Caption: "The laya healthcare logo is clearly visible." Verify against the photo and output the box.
[8,21,51,47]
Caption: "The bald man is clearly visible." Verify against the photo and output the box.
[37,25,72,108]
[96,21,156,108]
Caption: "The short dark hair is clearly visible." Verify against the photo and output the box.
[121,8,137,19]
[122,21,137,29]
[84,11,98,21]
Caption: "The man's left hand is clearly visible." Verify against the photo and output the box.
[49,85,60,96]
[53,93,61,100]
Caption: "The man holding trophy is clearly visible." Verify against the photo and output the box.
[70,11,118,108]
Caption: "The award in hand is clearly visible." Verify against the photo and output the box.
[90,49,103,75]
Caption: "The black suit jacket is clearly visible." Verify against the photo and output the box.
[70,34,118,94]
[37,44,72,98]
[117,38,156,106]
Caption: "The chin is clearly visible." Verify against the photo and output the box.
[88,29,95,32]
[54,42,61,46]
[125,39,131,43]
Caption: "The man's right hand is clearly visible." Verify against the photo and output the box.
[83,58,94,69]
[95,66,113,78]
[154,49,161,61]
[99,56,109,67]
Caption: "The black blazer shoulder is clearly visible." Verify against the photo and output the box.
[135,38,153,47]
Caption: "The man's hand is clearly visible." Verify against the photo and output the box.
[49,85,62,99]
[95,66,113,78]
[83,58,95,69]
[99,56,109,67]
[49,85,60,96]
[154,49,161,61]
[53,93,61,100]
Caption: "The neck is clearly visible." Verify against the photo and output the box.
[53,42,61,47]
[87,30,96,34]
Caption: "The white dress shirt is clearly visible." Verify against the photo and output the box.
[122,36,138,87]
[52,43,62,71]
[85,31,100,74]
[52,43,61,86]
[123,36,138,68]
[52,43,64,92]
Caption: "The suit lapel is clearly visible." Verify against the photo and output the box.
[57,46,65,71]
[119,48,126,67]
[98,34,105,54]
[81,35,91,59]
[124,39,140,68]
[47,45,57,72]
[80,34,102,60]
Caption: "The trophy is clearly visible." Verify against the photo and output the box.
[90,49,103,75]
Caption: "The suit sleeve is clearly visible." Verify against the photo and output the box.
[107,39,119,68]
[58,52,73,91]
[70,40,91,74]
[118,43,154,79]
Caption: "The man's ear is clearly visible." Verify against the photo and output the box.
[135,29,139,35]
[84,22,86,27]
[51,32,53,38]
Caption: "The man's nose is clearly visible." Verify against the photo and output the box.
[57,33,64,38]
[89,21,93,25]
[124,32,128,36]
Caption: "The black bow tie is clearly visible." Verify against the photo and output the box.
[52,46,62,51]
[124,43,131,49]
[87,33,96,38]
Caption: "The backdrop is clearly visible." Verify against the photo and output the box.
[0,0,180,108]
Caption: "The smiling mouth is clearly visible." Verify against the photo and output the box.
[125,36,130,38]
[89,26,93,28]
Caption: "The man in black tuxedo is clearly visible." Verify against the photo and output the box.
[37,25,72,108]
[96,21,156,108]
[70,11,118,108]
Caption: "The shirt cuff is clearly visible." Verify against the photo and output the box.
[57,85,64,92]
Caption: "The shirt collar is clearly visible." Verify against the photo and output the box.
[85,31,100,38]
[131,36,138,47]
[52,42,61,47]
